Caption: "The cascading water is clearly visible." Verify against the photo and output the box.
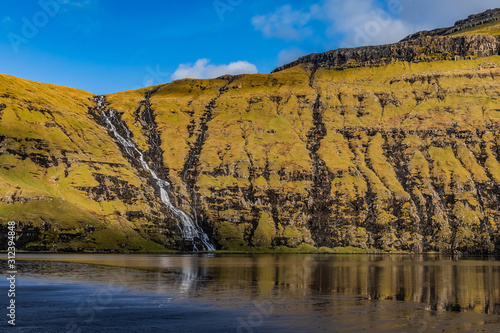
[94,96,215,251]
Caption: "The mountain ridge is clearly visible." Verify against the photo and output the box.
[402,8,500,41]
[273,8,500,74]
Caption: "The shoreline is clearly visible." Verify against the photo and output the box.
[1,256,500,332]
[1,249,499,255]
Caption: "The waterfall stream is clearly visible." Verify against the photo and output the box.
[95,96,215,251]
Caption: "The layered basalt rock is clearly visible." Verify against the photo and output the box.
[0,77,182,252]
[273,35,500,73]
[274,9,500,73]
[402,8,500,41]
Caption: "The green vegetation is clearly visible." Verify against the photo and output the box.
[0,74,180,252]
[451,20,500,36]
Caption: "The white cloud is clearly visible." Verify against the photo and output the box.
[331,0,500,47]
[171,59,258,80]
[59,0,102,34]
[399,0,500,30]
[59,0,99,11]
[322,0,415,47]
[251,4,319,40]
[1,16,11,29]
[252,0,414,47]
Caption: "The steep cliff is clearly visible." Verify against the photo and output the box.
[0,75,183,251]
[272,34,500,74]
[402,8,500,41]
[1,10,500,253]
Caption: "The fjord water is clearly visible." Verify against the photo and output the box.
[2,254,500,332]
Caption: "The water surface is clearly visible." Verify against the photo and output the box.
[1,254,500,332]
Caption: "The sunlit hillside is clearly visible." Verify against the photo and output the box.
[1,10,500,253]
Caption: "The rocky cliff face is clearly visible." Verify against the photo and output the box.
[0,76,183,251]
[402,8,500,41]
[1,11,500,253]
[273,34,500,74]
[274,8,500,73]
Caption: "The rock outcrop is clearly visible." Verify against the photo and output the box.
[273,35,500,74]
[0,76,183,252]
[273,8,500,74]
[402,8,500,41]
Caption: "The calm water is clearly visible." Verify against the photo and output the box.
[1,254,500,332]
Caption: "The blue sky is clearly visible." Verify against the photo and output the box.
[0,0,498,94]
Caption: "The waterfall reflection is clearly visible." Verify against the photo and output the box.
[11,254,500,314]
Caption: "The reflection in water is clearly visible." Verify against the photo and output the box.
[311,255,500,314]
[9,254,500,315]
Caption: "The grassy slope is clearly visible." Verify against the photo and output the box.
[108,68,317,251]
[451,20,500,36]
[0,75,177,251]
[314,57,500,252]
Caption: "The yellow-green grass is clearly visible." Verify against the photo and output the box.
[315,56,500,130]
[0,75,181,251]
[451,20,500,36]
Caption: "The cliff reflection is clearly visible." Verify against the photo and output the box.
[14,254,500,314]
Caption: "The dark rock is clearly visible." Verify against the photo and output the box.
[273,35,500,73]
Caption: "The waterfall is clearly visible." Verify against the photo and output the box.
[95,96,215,251]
